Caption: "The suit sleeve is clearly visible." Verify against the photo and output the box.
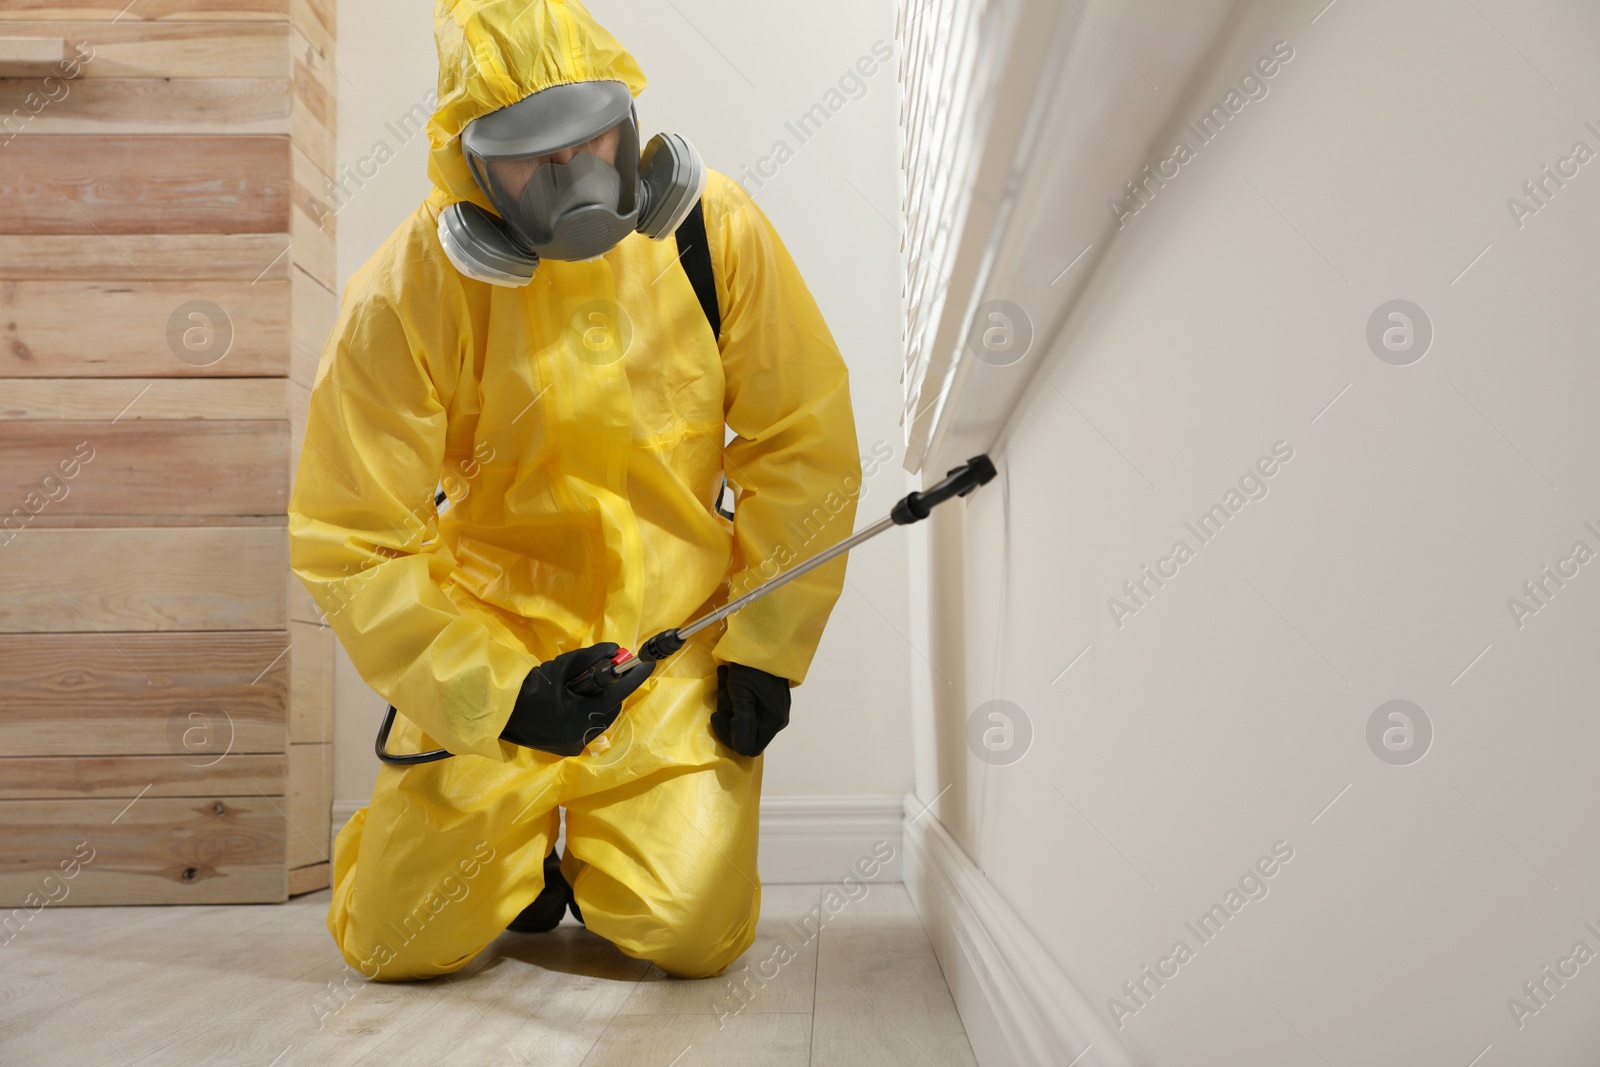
[704,176,862,687]
[286,258,535,761]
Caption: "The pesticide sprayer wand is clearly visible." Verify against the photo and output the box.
[566,453,996,697]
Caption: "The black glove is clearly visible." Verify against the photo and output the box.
[499,642,656,757]
[711,662,791,757]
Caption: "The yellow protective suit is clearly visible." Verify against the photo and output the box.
[287,0,861,980]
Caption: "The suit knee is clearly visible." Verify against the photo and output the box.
[328,893,483,982]
[652,928,756,979]
[331,929,481,982]
[645,893,760,979]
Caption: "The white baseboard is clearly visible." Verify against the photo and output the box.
[757,795,903,883]
[331,795,903,886]
[332,800,361,839]
[901,796,1139,1067]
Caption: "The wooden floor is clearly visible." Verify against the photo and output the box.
[1,882,978,1066]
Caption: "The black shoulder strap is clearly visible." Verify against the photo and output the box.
[673,198,722,341]
[674,198,733,518]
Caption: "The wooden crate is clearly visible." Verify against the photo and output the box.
[0,0,335,903]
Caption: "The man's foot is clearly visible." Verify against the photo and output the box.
[507,851,571,933]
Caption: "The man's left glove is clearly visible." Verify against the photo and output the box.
[712,662,792,757]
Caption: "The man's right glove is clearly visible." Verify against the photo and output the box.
[499,642,656,757]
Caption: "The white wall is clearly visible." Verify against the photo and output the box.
[328,0,908,809]
[914,0,1600,1063]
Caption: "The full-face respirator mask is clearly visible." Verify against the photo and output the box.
[437,80,706,287]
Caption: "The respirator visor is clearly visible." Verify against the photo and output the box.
[461,80,641,262]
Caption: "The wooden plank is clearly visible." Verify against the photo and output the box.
[0,78,290,135]
[287,0,332,72]
[291,263,336,389]
[0,136,289,235]
[0,1,286,18]
[0,526,286,631]
[289,0,335,206]
[0,420,287,516]
[285,375,313,522]
[288,122,331,199]
[0,35,67,76]
[290,30,333,173]
[0,234,290,281]
[288,859,328,896]
[0,377,288,420]
[0,754,286,799]
[286,555,323,628]
[0,21,289,79]
[0,630,288,756]
[290,141,335,286]
[21,513,285,527]
[290,199,333,289]
[288,619,331,744]
[0,796,286,905]
[0,280,289,377]
[286,741,329,868]
[290,220,334,292]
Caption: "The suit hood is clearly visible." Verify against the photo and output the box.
[424,0,647,210]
